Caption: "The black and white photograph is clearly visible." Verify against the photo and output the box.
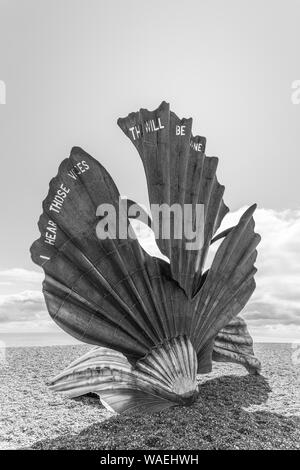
[0,0,299,457]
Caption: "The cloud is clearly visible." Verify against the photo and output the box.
[215,207,300,334]
[0,268,43,283]
[0,290,47,326]
[0,268,43,296]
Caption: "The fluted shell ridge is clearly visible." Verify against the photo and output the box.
[49,336,198,413]
[135,336,198,402]
[118,101,229,297]
[212,317,261,374]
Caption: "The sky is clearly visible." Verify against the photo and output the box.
[0,0,299,345]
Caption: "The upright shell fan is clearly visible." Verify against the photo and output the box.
[30,102,261,414]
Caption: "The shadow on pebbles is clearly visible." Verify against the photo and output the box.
[0,343,299,450]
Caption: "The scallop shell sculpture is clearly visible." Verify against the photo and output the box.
[30,101,261,414]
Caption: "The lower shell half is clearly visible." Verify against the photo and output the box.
[49,336,199,414]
